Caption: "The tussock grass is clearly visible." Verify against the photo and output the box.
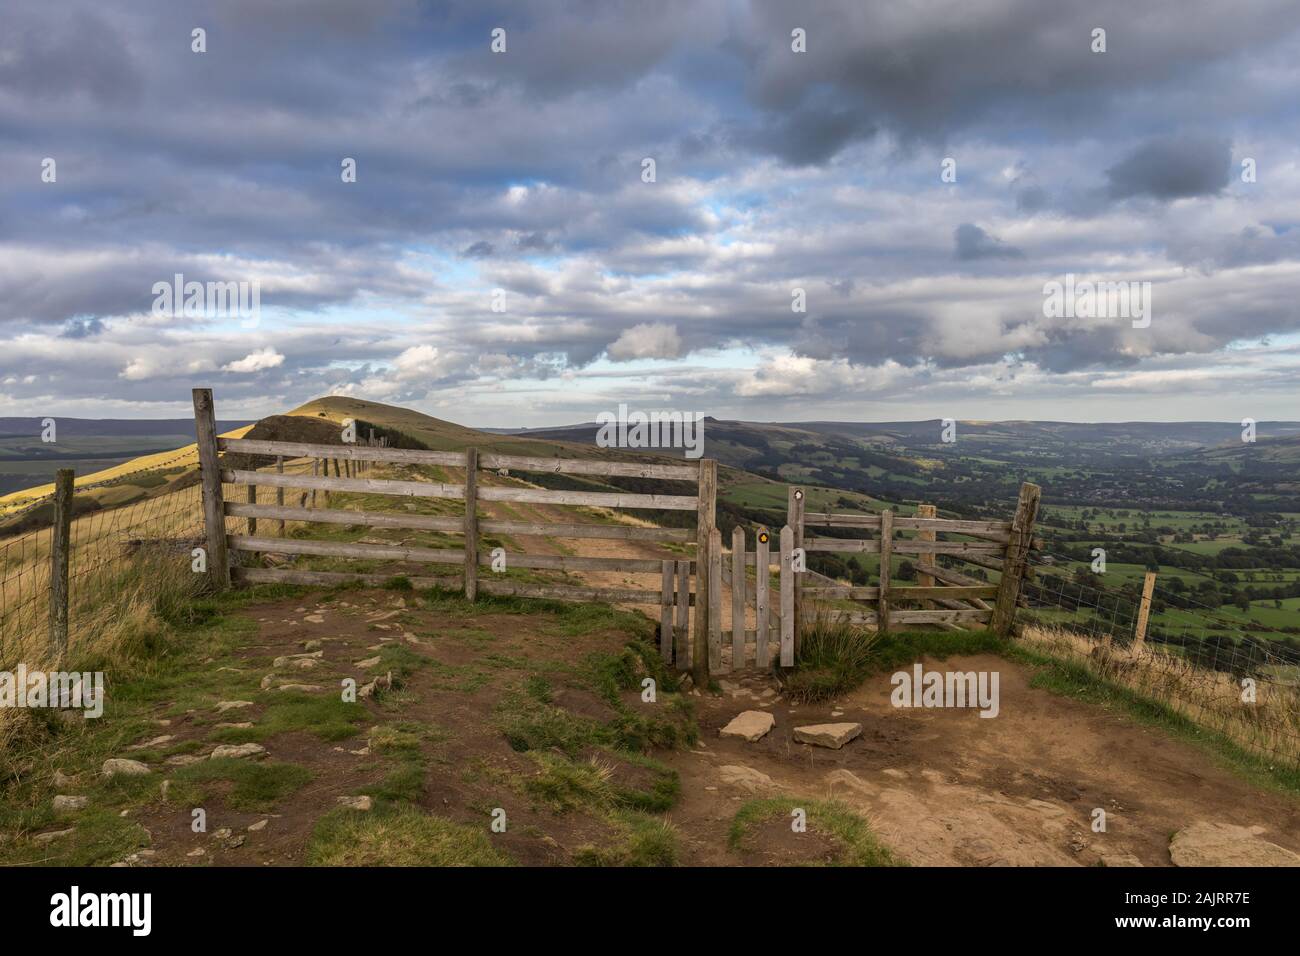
[573,813,678,867]
[307,803,512,866]
[728,797,902,867]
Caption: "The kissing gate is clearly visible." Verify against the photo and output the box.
[192,389,1039,686]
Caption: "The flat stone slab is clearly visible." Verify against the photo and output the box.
[719,710,775,742]
[210,743,267,761]
[793,722,862,750]
[1170,822,1300,867]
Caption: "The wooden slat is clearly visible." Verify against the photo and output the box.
[708,528,722,673]
[779,525,794,667]
[892,609,992,625]
[477,486,697,510]
[477,579,663,604]
[228,535,464,564]
[803,512,1011,535]
[878,510,893,635]
[731,526,745,670]
[755,527,770,669]
[223,468,465,500]
[693,460,716,684]
[674,559,690,670]
[225,502,463,533]
[233,566,461,590]
[220,437,464,467]
[480,552,669,573]
[820,610,878,626]
[803,585,881,599]
[660,561,674,662]
[479,453,698,480]
[479,520,692,542]
[804,537,1002,555]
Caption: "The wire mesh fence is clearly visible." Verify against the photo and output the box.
[1019,549,1300,768]
[0,472,205,670]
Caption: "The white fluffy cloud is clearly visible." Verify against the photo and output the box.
[223,348,285,373]
[607,322,683,361]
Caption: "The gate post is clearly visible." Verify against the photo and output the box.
[731,526,745,670]
[991,482,1041,636]
[1133,571,1157,651]
[464,446,479,600]
[786,486,805,653]
[916,503,936,609]
[755,527,771,668]
[878,509,893,635]
[192,388,230,590]
[692,459,717,686]
[779,525,795,666]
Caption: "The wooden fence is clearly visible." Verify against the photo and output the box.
[190,388,1040,683]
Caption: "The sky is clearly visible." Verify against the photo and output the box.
[2,0,1299,426]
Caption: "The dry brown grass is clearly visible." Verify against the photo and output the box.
[1018,623,1300,767]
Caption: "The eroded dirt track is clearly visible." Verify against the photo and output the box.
[129,589,1300,866]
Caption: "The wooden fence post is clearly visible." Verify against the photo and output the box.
[731,526,745,670]
[674,559,690,670]
[192,388,230,590]
[916,503,936,608]
[1133,571,1157,651]
[708,527,722,673]
[878,509,893,635]
[692,459,717,686]
[787,487,805,653]
[779,525,794,667]
[311,459,319,508]
[756,527,770,668]
[990,481,1041,636]
[463,446,479,600]
[49,468,74,660]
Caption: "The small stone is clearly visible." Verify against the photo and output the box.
[356,656,381,669]
[128,735,174,751]
[52,770,77,788]
[215,721,254,729]
[215,700,254,713]
[33,828,75,844]
[247,819,268,832]
[210,743,267,761]
[276,683,323,693]
[187,848,205,857]
[337,795,373,811]
[165,754,204,767]
[302,640,322,651]
[102,758,151,778]
[719,711,776,742]
[53,795,88,813]
[304,614,325,624]
[792,722,862,750]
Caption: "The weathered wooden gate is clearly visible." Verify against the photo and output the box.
[191,388,721,684]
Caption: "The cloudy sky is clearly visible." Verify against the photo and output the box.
[3,0,1299,425]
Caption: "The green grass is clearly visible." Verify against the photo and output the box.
[169,758,314,811]
[728,798,902,866]
[306,803,512,866]
[212,692,366,744]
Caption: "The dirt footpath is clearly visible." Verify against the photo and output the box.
[662,653,1300,866]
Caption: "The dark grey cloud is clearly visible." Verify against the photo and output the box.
[954,224,1024,261]
[1106,134,1233,200]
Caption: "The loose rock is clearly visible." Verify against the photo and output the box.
[719,711,776,742]
[1169,822,1300,867]
[793,722,862,750]
[102,758,151,778]
[210,743,267,761]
